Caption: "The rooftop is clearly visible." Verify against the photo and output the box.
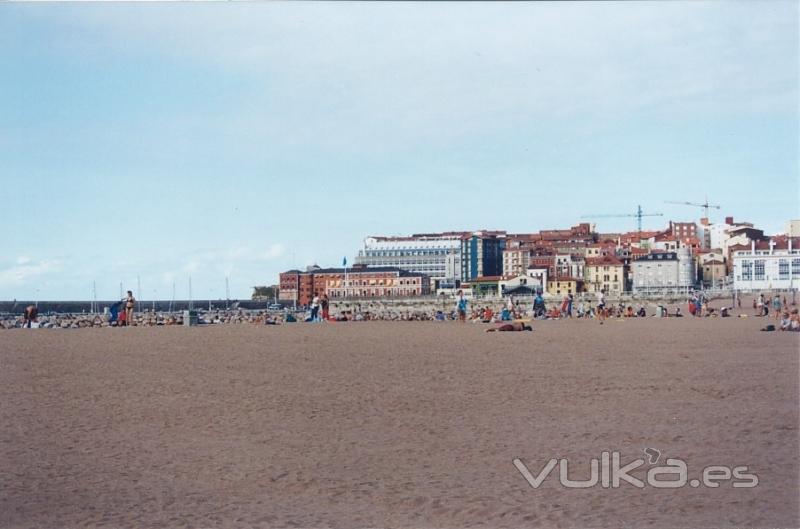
[586,255,624,267]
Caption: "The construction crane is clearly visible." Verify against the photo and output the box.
[664,197,721,219]
[581,204,664,235]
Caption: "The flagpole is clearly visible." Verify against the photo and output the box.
[343,256,348,301]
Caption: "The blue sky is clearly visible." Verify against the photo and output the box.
[1,1,797,301]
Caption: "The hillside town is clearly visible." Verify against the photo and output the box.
[278,216,800,305]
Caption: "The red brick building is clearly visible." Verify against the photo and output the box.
[279,265,431,306]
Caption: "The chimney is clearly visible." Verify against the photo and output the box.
[725,216,734,225]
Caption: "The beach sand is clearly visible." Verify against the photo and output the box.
[1,317,798,528]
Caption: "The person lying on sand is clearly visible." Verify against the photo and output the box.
[485,322,532,332]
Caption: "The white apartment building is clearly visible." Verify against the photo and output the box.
[698,217,758,250]
[355,234,464,287]
[631,248,696,293]
[732,239,800,291]
[555,254,585,280]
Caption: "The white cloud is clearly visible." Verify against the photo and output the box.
[259,243,285,261]
[0,259,62,288]
[45,3,797,121]
[177,243,285,277]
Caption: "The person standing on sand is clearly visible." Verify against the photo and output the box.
[310,293,320,322]
[772,295,782,320]
[457,290,468,322]
[560,296,569,317]
[533,291,546,318]
[124,291,135,327]
[321,293,330,321]
[596,291,606,322]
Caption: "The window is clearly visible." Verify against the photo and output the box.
[793,258,800,275]
[779,259,790,280]
[754,260,765,281]
[741,260,752,281]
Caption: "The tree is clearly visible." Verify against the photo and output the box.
[252,285,279,300]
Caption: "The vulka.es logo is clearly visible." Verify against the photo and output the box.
[513,449,759,489]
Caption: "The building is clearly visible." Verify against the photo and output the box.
[631,248,696,294]
[461,231,506,281]
[699,216,758,251]
[499,273,543,297]
[526,267,549,291]
[354,233,465,288]
[731,238,800,291]
[669,221,698,242]
[584,243,616,258]
[499,223,596,277]
[584,255,625,294]
[546,277,584,296]
[696,249,728,280]
[278,269,302,302]
[462,275,502,297]
[700,260,727,288]
[786,220,800,237]
[279,265,431,306]
[555,254,585,280]
[502,248,532,278]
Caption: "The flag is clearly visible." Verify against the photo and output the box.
[343,256,347,267]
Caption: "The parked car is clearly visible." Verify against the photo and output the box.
[268,303,282,311]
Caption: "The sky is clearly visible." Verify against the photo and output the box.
[0,1,797,301]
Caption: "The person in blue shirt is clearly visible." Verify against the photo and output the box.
[456,291,468,322]
[533,292,545,318]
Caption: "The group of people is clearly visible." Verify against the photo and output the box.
[106,291,137,326]
[8,287,799,331]
[308,293,330,322]
[754,293,789,319]
[779,309,800,331]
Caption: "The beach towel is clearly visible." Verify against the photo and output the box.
[109,301,123,322]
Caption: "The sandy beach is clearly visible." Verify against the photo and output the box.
[1,318,798,528]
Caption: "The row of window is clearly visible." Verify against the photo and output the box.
[357,262,445,270]
[363,250,456,257]
[328,289,423,297]
[327,278,420,287]
[740,258,800,281]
